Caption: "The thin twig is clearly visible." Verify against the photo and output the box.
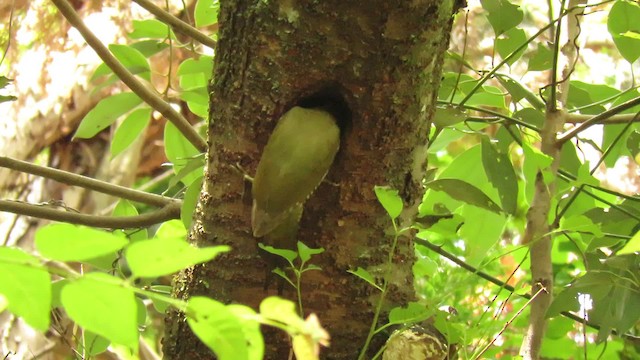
[475,286,548,359]
[558,96,640,144]
[0,199,180,228]
[566,112,640,124]
[0,156,174,207]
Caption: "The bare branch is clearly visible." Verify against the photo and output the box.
[0,156,176,208]
[566,112,640,124]
[0,199,181,228]
[51,0,207,153]
[558,97,640,144]
[132,0,217,50]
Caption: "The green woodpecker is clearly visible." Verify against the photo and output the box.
[252,106,340,284]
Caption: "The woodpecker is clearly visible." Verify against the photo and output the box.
[251,106,340,289]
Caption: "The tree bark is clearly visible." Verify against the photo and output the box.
[164,1,456,358]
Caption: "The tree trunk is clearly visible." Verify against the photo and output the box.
[164,1,457,358]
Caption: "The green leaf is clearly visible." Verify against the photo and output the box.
[148,285,173,314]
[0,247,51,331]
[126,237,229,278]
[181,88,209,118]
[130,40,170,58]
[35,223,129,262]
[496,28,527,66]
[374,186,403,220]
[481,137,518,215]
[156,219,188,239]
[181,176,203,229]
[227,305,264,360]
[0,75,12,88]
[496,74,545,110]
[560,215,604,238]
[513,108,544,129]
[425,179,503,214]
[194,0,220,27]
[187,297,249,360]
[432,105,467,129]
[602,123,633,167]
[258,243,298,263]
[347,267,382,291]
[481,0,523,36]
[259,296,304,328]
[164,121,202,182]
[177,57,214,83]
[528,43,553,71]
[0,76,16,103]
[568,81,620,114]
[459,205,507,266]
[113,200,148,241]
[0,94,17,103]
[464,85,507,109]
[432,310,463,344]
[608,0,640,63]
[545,317,575,340]
[109,44,151,79]
[522,141,554,204]
[79,330,111,356]
[627,130,640,158]
[92,44,151,81]
[167,154,206,188]
[129,19,174,39]
[387,302,433,325]
[618,230,640,254]
[75,92,142,139]
[110,107,151,158]
[61,272,138,350]
[297,241,324,264]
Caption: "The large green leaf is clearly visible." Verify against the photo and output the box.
[112,200,148,241]
[164,121,203,185]
[374,185,403,220]
[125,237,229,278]
[227,305,264,360]
[92,44,151,81]
[75,92,142,139]
[481,0,523,36]
[35,223,128,262]
[195,0,220,27]
[496,74,545,110]
[110,107,151,158]
[128,19,174,40]
[177,56,214,90]
[61,272,138,350]
[481,137,518,215]
[0,247,51,331]
[425,179,503,214]
[459,205,507,266]
[527,43,553,71]
[496,28,527,66]
[618,230,640,254]
[387,302,433,326]
[187,297,249,360]
[181,176,204,229]
[608,0,640,63]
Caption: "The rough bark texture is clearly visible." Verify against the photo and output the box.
[164,1,456,358]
